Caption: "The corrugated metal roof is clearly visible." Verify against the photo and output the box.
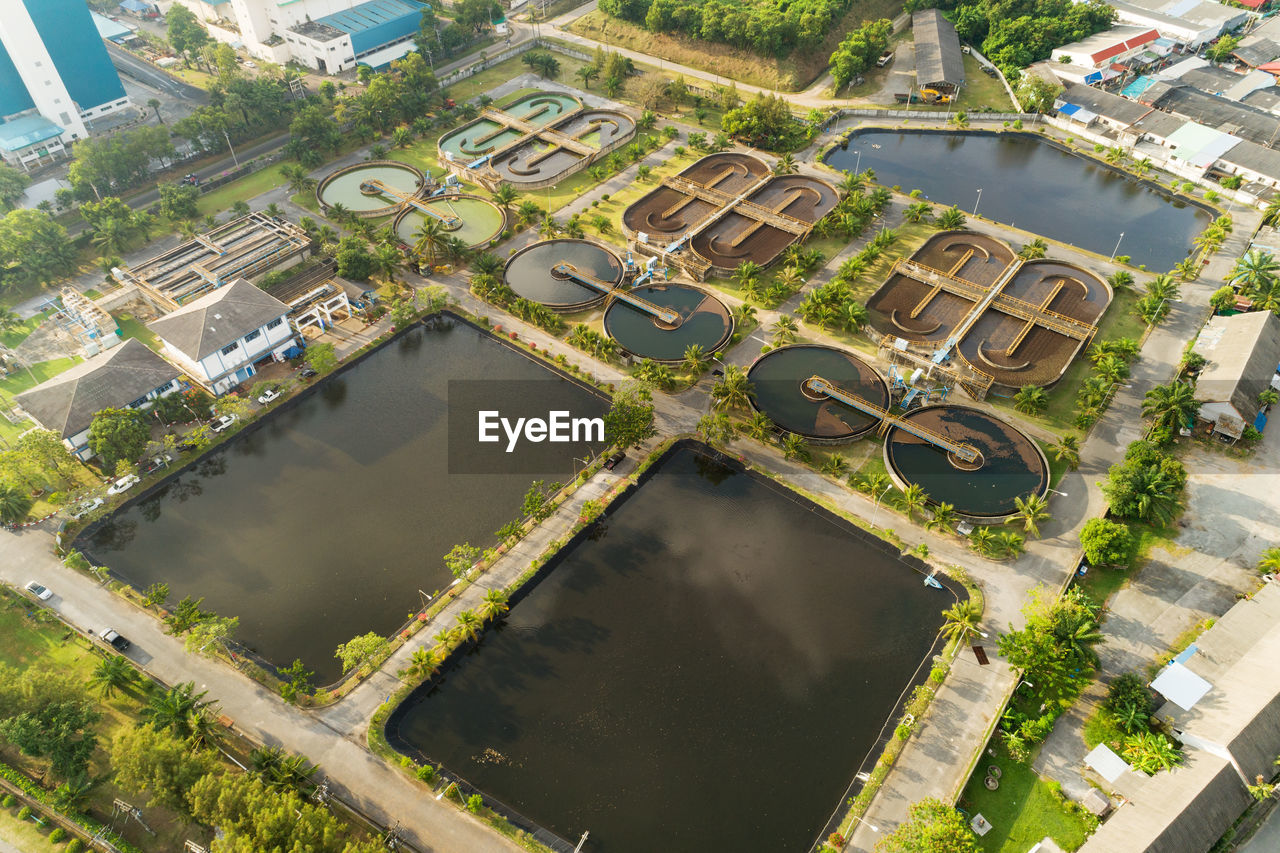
[0,114,65,151]
[912,9,965,88]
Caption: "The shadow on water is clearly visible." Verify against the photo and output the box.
[388,443,958,853]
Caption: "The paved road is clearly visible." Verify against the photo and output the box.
[104,42,209,104]
[1240,800,1280,853]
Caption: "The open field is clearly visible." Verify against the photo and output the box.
[958,744,1095,852]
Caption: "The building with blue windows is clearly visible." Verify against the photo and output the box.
[0,0,131,170]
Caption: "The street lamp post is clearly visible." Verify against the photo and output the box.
[1046,487,1068,498]
[1111,231,1126,261]
[854,149,862,174]
[870,483,893,528]
[850,814,880,834]
[973,187,983,217]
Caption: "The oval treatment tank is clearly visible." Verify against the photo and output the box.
[747,345,888,441]
[884,404,1048,518]
[504,240,623,310]
[394,195,505,248]
[317,162,423,215]
[603,284,732,362]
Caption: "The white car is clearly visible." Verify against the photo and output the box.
[211,414,238,433]
[69,497,103,519]
[24,581,52,601]
[257,388,281,404]
[107,474,140,495]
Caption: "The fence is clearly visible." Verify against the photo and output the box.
[839,108,1042,123]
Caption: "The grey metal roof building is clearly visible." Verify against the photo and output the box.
[1194,309,1280,437]
[14,338,179,441]
[912,9,965,93]
[148,279,291,363]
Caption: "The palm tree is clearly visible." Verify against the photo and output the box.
[1245,277,1280,313]
[406,647,441,681]
[1094,355,1129,385]
[711,366,755,411]
[1108,270,1134,291]
[900,483,929,519]
[479,589,510,622]
[859,470,893,497]
[772,153,797,175]
[733,303,757,326]
[472,251,503,276]
[732,261,762,289]
[538,215,559,239]
[491,184,518,211]
[1013,385,1048,416]
[1173,258,1198,281]
[1018,238,1048,260]
[772,315,798,345]
[455,610,483,644]
[1265,197,1280,227]
[779,433,811,462]
[373,242,402,284]
[1050,434,1081,470]
[0,485,33,524]
[837,171,863,195]
[280,163,317,195]
[841,301,868,332]
[968,525,996,555]
[90,655,136,697]
[1008,493,1050,537]
[934,206,966,230]
[926,501,958,533]
[142,682,212,737]
[263,202,283,218]
[1142,380,1200,434]
[996,530,1025,558]
[1257,547,1280,574]
[682,344,710,374]
[1133,157,1153,175]
[820,454,849,478]
[413,217,447,269]
[516,200,542,227]
[576,65,600,89]
[940,600,982,644]
[742,411,773,441]
[903,201,933,223]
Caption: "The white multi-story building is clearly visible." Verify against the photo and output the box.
[169,0,427,72]
[0,0,131,170]
[148,278,300,395]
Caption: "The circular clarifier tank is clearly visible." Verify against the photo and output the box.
[747,345,889,442]
[317,161,424,215]
[884,404,1048,519]
[504,240,623,310]
[603,284,732,362]
[393,195,505,248]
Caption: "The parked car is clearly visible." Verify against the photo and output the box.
[69,497,103,519]
[211,414,238,433]
[24,581,52,601]
[299,367,318,379]
[140,454,173,476]
[604,451,626,471]
[99,628,131,652]
[107,474,140,495]
[257,388,281,404]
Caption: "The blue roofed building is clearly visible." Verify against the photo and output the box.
[0,0,131,169]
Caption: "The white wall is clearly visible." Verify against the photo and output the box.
[162,313,296,394]
[0,0,89,139]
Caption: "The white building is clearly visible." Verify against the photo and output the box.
[14,339,181,461]
[169,0,427,72]
[1108,0,1248,49]
[147,279,299,395]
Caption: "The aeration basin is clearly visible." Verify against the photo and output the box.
[316,161,424,216]
[393,194,505,248]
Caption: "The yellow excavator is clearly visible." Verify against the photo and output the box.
[895,88,955,105]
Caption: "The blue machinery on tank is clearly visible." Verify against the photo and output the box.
[803,375,980,463]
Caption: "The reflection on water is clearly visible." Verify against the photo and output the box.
[80,319,605,683]
[826,131,1210,269]
[390,445,952,853]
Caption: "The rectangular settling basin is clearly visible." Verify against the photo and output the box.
[77,316,606,684]
[387,443,956,853]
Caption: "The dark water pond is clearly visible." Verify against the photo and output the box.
[389,444,954,853]
[825,130,1211,269]
[80,318,605,683]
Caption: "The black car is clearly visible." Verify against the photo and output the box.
[604,451,626,471]
[100,629,132,652]
[176,441,198,453]
[299,367,318,379]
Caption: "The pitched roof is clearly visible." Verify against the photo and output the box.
[14,339,179,439]
[1194,310,1280,425]
[147,279,289,362]
[913,9,965,88]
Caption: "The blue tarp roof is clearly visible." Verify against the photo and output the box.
[1058,103,1082,116]
[0,115,65,151]
[316,0,424,55]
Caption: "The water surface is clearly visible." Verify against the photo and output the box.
[390,445,952,852]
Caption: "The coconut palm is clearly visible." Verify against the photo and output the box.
[1018,238,1048,259]
[772,314,798,345]
[996,529,1025,558]
[1265,197,1280,227]
[841,301,869,332]
[413,217,447,269]
[772,153,797,175]
[455,610,483,644]
[733,303,757,326]
[1173,258,1198,281]
[926,501,958,533]
[774,266,803,293]
[491,184,518,211]
[778,433,811,462]
[940,600,983,644]
[280,163,317,195]
[1245,277,1280,313]
[1094,355,1130,385]
[479,589,510,622]
[1013,385,1048,416]
[1257,547,1280,574]
[1008,493,1051,537]
[406,647,441,681]
[900,483,929,519]
[934,206,966,230]
[372,242,402,284]
[732,261,762,289]
[1260,388,1279,409]
[1107,270,1134,291]
[1050,434,1081,470]
[904,201,933,224]
[0,485,33,524]
[820,454,849,478]
[742,411,773,441]
[1147,273,1180,303]
[682,343,710,374]
[710,366,755,411]
[142,682,212,738]
[472,251,503,276]
[968,525,996,555]
[89,655,137,697]
[837,171,864,195]
[538,215,559,239]
[1141,380,1200,434]
[516,200,543,227]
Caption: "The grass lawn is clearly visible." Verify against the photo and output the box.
[196,167,289,217]
[0,311,50,349]
[955,54,1016,113]
[0,799,67,853]
[957,745,1096,852]
[1076,519,1180,610]
[0,358,80,406]
[114,312,162,352]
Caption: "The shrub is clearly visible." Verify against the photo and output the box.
[416,764,436,783]
[68,841,85,853]
[466,793,484,814]
[50,828,66,843]
[18,805,31,820]
[1,795,12,807]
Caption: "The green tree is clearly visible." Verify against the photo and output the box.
[1141,380,1200,435]
[0,164,29,211]
[0,700,99,779]
[875,797,979,853]
[184,615,238,655]
[158,183,200,221]
[109,724,217,811]
[305,341,338,374]
[89,655,137,697]
[0,208,77,288]
[940,599,983,645]
[87,408,149,470]
[1080,517,1133,566]
[164,595,211,635]
[142,682,212,738]
[0,483,33,524]
[279,659,314,704]
[710,365,755,411]
[697,412,735,446]
[603,383,658,448]
[444,542,482,578]
[1008,493,1051,537]
[166,4,210,65]
[334,632,387,673]
[1013,385,1048,416]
